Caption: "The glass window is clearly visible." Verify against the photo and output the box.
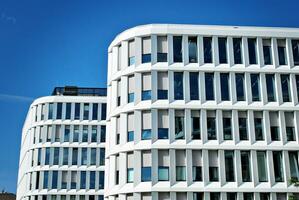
[289,151,299,179]
[127,168,134,183]
[225,151,235,182]
[286,126,295,141]
[75,103,80,120]
[89,171,95,189]
[173,36,182,62]
[273,151,284,182]
[174,72,184,100]
[63,148,68,165]
[243,193,253,200]
[233,38,242,64]
[260,193,270,200]
[266,74,276,102]
[141,167,151,182]
[45,147,50,165]
[92,103,98,120]
[248,38,257,64]
[220,73,230,101]
[176,166,186,181]
[100,126,106,143]
[101,103,106,120]
[142,37,151,63]
[223,117,232,140]
[64,125,70,142]
[128,75,135,103]
[53,147,59,165]
[117,80,121,107]
[281,74,291,102]
[175,111,185,139]
[100,148,105,166]
[239,117,248,140]
[205,73,214,100]
[41,104,45,120]
[72,148,78,165]
[90,148,97,165]
[157,72,168,100]
[48,103,53,120]
[189,36,198,63]
[81,148,87,165]
[192,115,200,139]
[158,110,169,139]
[218,37,227,64]
[82,126,88,142]
[210,193,220,200]
[56,103,62,120]
[61,171,67,189]
[65,103,71,120]
[80,171,86,189]
[204,37,212,63]
[157,36,168,62]
[83,103,89,120]
[227,193,236,200]
[128,40,135,66]
[158,167,169,181]
[43,171,48,189]
[207,117,216,140]
[142,73,151,101]
[91,126,97,143]
[254,117,263,141]
[193,166,202,181]
[193,193,203,200]
[263,39,272,65]
[251,74,260,101]
[70,171,77,189]
[209,167,218,182]
[277,39,287,65]
[257,151,268,182]
[296,75,299,101]
[292,40,299,65]
[51,171,58,189]
[270,112,280,141]
[235,73,245,101]
[241,151,251,182]
[99,171,104,189]
[127,113,134,142]
[190,72,199,100]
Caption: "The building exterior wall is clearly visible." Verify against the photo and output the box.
[105,24,299,200]
[17,95,107,200]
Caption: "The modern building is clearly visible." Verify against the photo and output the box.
[105,24,299,200]
[16,87,107,200]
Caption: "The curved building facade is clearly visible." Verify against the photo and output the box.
[17,87,107,200]
[105,24,299,200]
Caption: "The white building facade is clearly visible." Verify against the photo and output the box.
[17,87,107,200]
[105,24,299,200]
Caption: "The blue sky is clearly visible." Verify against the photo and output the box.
[0,0,299,193]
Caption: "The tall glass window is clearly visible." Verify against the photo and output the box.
[51,171,58,189]
[289,151,299,179]
[218,37,227,64]
[82,126,88,142]
[281,74,291,102]
[62,148,68,165]
[90,148,97,165]
[100,126,106,142]
[64,103,71,120]
[296,75,299,101]
[56,103,62,120]
[243,193,253,200]
[99,171,104,189]
[209,151,219,182]
[92,103,98,120]
[191,111,200,139]
[158,110,169,139]
[128,75,135,103]
[254,115,264,141]
[45,147,50,165]
[72,148,78,165]
[239,115,248,140]
[157,36,168,62]
[220,73,230,101]
[127,113,134,142]
[89,171,95,189]
[223,116,232,140]
[225,151,235,182]
[142,37,151,63]
[142,73,151,101]
[75,103,80,120]
[210,193,220,200]
[176,166,186,181]
[101,103,106,120]
[91,126,97,143]
[233,38,242,64]
[83,103,89,120]
[190,72,199,100]
[61,171,67,189]
[176,150,186,181]
[273,151,284,182]
[292,40,299,65]
[173,36,182,62]
[235,73,245,101]
[241,151,251,182]
[189,36,198,63]
[257,151,268,182]
[251,74,260,101]
[265,74,276,102]
[48,103,53,120]
[128,40,135,66]
[53,147,59,165]
[158,72,168,100]
[100,148,105,165]
[207,116,216,140]
[81,148,87,165]
[285,112,295,141]
[70,171,77,189]
[64,125,70,142]
[80,171,86,189]
[204,37,212,63]
[277,39,287,65]
[205,73,214,100]
[174,72,184,100]
[248,38,257,64]
[141,111,152,140]
[270,112,280,141]
[175,111,185,139]
[263,39,272,65]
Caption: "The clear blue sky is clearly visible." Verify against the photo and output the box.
[0,0,299,193]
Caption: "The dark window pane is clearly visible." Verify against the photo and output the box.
[243,193,253,200]
[189,37,198,63]
[207,117,216,140]
[190,72,199,100]
[127,131,134,142]
[175,116,185,139]
[251,74,260,101]
[80,171,86,189]
[260,193,270,200]
[266,74,276,102]
[248,38,257,64]
[241,151,251,182]
[235,73,245,101]
[48,103,53,120]
[100,148,105,166]
[204,37,212,63]
[176,166,186,181]
[65,103,71,119]
[218,38,227,64]
[205,73,214,100]
[296,75,299,101]
[227,193,236,200]
[141,167,151,182]
[174,72,184,100]
[92,103,98,120]
[192,117,200,139]
[220,73,230,101]
[193,166,202,181]
[223,117,232,140]
[225,151,234,182]
[273,151,284,182]
[72,148,78,165]
[286,127,295,141]
[158,90,168,100]
[233,38,242,64]
[263,43,272,65]
[278,46,287,65]
[142,90,151,100]
[292,40,299,65]
[101,103,107,120]
[210,193,220,200]
[281,75,291,102]
[271,127,280,141]
[51,171,58,189]
[173,36,182,62]
[255,118,264,141]
[239,118,248,140]
[100,126,106,142]
[75,103,80,120]
[257,151,268,182]
[56,103,62,119]
[99,171,104,189]
[158,128,168,139]
[83,103,89,120]
[209,167,218,181]
[141,129,151,140]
